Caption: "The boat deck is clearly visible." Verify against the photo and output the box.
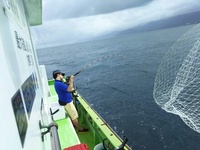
[48,81,95,149]
[48,80,131,150]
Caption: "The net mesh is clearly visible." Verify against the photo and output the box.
[153,24,200,133]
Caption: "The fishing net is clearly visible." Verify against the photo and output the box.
[153,24,200,133]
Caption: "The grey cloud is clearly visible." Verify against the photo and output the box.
[43,0,153,21]
[33,0,200,48]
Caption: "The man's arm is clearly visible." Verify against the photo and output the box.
[67,75,74,92]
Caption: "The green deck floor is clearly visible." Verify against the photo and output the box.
[77,129,95,149]
[55,117,95,150]
[56,117,80,149]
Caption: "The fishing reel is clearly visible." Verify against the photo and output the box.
[64,75,71,85]
[63,71,80,85]
[62,70,81,85]
[64,75,78,96]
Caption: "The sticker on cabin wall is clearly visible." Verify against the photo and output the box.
[15,31,31,52]
[11,89,28,148]
[22,75,36,118]
[27,54,34,66]
[33,72,39,89]
[14,31,35,67]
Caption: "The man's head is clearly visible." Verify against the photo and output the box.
[52,70,65,79]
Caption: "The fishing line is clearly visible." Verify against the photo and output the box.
[33,28,55,56]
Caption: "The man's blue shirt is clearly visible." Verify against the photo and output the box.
[54,80,72,103]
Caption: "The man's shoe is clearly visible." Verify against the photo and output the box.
[78,128,89,133]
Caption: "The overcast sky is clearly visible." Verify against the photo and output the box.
[31,0,200,48]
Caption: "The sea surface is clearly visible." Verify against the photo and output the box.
[36,25,200,150]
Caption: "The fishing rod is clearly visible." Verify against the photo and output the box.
[74,57,103,76]
[65,57,103,84]
[74,54,126,76]
[65,54,126,84]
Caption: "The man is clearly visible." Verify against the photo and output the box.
[52,70,88,133]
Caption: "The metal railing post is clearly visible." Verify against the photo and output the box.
[39,121,61,150]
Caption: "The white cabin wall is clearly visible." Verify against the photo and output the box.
[0,0,52,149]
[0,27,22,150]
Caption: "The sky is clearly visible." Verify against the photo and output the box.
[31,0,200,48]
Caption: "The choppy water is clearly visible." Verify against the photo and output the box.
[36,25,200,150]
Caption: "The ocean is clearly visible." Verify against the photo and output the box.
[36,25,200,150]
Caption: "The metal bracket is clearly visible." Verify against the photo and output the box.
[50,108,59,121]
[39,120,58,142]
[114,136,128,150]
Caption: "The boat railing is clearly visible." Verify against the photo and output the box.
[39,121,61,150]
[72,90,131,150]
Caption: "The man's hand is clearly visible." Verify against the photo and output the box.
[70,75,75,81]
